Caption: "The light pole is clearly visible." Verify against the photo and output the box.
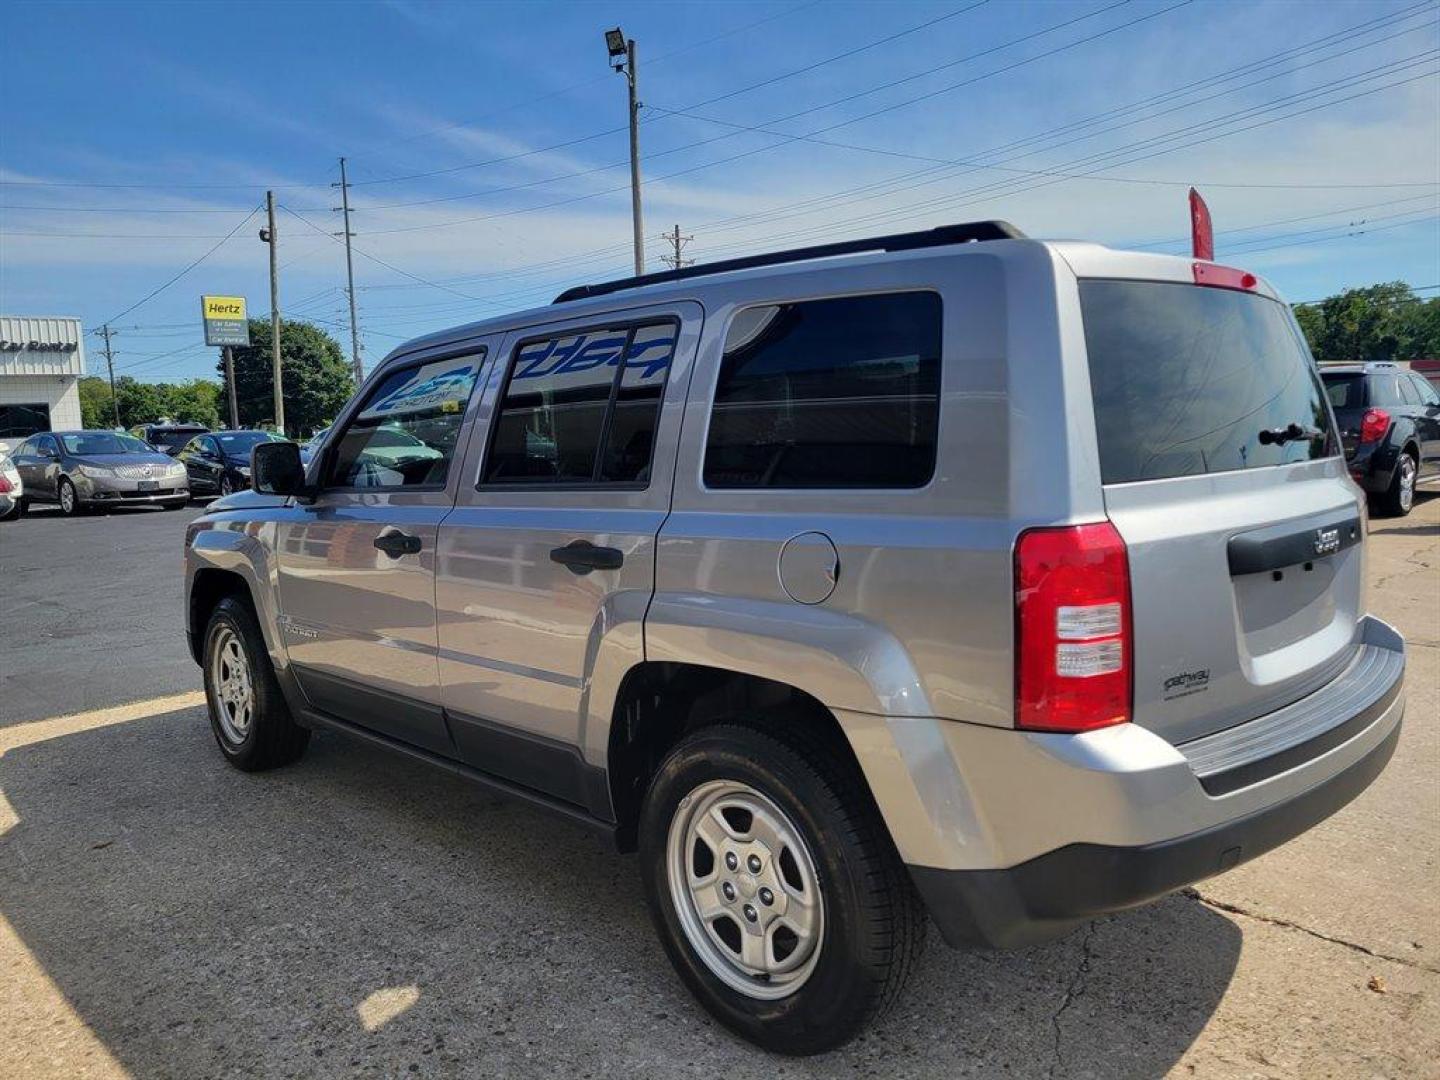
[606,27,644,276]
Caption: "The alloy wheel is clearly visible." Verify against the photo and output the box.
[1399,455,1416,512]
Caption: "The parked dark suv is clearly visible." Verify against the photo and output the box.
[1320,362,1440,516]
[133,421,210,457]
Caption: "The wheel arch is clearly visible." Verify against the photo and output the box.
[188,566,256,664]
[604,661,879,852]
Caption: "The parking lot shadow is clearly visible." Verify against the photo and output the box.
[1,708,1241,1078]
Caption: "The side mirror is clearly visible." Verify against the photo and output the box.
[252,440,305,497]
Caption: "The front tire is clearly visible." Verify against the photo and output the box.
[220,475,235,497]
[202,596,309,771]
[1378,451,1418,517]
[57,478,81,516]
[638,723,925,1055]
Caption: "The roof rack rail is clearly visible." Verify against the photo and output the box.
[552,220,1025,304]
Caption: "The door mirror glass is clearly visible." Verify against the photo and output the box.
[252,440,304,496]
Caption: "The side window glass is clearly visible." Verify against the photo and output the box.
[1396,376,1420,406]
[1369,375,1402,406]
[703,291,942,489]
[327,352,484,489]
[1412,374,1440,406]
[483,322,676,485]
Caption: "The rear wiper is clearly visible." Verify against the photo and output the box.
[1258,422,1323,446]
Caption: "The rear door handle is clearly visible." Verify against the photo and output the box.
[550,540,624,574]
[373,531,423,557]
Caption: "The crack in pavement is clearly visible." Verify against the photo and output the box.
[1047,920,1097,1079]
[1185,889,1437,973]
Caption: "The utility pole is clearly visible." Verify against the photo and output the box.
[625,39,644,276]
[659,224,693,270]
[223,346,238,429]
[333,157,364,384]
[605,29,644,276]
[98,324,120,428]
[260,190,285,435]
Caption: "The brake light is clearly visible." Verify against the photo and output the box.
[1192,262,1257,291]
[0,473,10,494]
[1015,522,1131,733]
[1359,408,1390,444]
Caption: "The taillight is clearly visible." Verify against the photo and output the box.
[1015,522,1132,733]
[0,474,10,494]
[1359,408,1390,444]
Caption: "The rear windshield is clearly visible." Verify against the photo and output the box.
[1321,373,1367,409]
[1080,280,1336,484]
[215,431,280,453]
[151,428,205,450]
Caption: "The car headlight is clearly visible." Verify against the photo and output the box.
[237,465,251,477]
[76,464,115,478]
[169,462,187,477]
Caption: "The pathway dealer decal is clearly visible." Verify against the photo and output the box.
[1163,668,1211,701]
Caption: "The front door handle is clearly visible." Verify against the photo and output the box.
[550,540,624,574]
[374,531,423,557]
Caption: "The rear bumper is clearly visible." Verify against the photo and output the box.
[839,615,1405,949]
[1345,441,1398,493]
[910,713,1400,948]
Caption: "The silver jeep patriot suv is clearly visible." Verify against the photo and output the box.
[183,221,1406,1054]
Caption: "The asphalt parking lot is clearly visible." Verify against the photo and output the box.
[1,497,1437,1079]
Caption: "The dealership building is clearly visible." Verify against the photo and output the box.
[0,315,85,446]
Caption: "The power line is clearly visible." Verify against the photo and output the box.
[350,0,825,161]
[277,202,483,301]
[98,205,262,326]
[346,0,1127,212]
[347,0,998,190]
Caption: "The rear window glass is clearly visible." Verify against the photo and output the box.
[1322,373,1366,409]
[1080,280,1336,484]
[703,291,941,489]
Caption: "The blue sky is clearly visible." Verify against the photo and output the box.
[2,0,1437,384]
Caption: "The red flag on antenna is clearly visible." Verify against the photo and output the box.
[1190,187,1214,261]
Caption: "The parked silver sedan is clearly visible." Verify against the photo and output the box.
[7,430,189,515]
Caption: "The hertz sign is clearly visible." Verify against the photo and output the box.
[201,295,250,347]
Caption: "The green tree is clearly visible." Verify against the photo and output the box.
[167,379,222,428]
[219,319,355,436]
[114,377,171,429]
[78,376,117,429]
[1292,282,1440,364]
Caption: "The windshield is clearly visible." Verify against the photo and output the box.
[151,428,204,450]
[215,431,281,454]
[1080,280,1338,484]
[62,433,153,456]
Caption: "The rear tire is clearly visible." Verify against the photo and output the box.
[0,500,17,522]
[202,596,309,771]
[1378,451,1418,517]
[638,722,925,1055]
